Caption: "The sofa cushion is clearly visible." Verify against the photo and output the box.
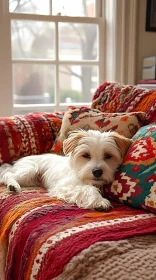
[0,112,63,164]
[51,106,145,154]
[104,124,156,213]
[92,82,156,124]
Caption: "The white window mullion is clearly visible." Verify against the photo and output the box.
[14,102,91,111]
[9,13,100,24]
[49,0,52,15]
[97,0,105,82]
[12,59,57,64]
[14,103,56,110]
[55,21,59,111]
[96,0,103,17]
[12,59,99,66]
[0,0,13,117]
[98,18,105,85]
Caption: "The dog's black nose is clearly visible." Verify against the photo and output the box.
[92,168,103,178]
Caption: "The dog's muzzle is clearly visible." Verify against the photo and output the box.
[92,168,103,179]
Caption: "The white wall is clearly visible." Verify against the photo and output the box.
[136,0,156,84]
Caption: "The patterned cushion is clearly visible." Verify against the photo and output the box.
[104,124,156,213]
[0,112,63,164]
[92,82,156,124]
[51,106,145,154]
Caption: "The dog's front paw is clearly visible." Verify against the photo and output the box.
[7,182,21,193]
[94,198,112,211]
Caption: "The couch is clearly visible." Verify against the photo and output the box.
[0,82,156,280]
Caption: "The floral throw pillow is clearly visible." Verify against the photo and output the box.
[104,124,156,213]
[51,106,145,154]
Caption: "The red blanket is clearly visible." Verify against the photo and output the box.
[0,186,156,280]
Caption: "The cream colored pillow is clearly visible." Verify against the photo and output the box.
[51,106,145,154]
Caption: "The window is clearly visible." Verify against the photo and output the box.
[0,0,104,116]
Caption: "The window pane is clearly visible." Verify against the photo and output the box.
[9,0,50,15]
[52,0,95,17]
[59,23,98,60]
[13,64,55,104]
[59,65,98,103]
[11,20,55,59]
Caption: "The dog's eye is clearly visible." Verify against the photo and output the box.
[104,154,112,159]
[83,153,91,159]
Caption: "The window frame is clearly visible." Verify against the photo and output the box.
[0,0,105,116]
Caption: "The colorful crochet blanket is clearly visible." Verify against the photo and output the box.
[0,186,156,280]
[92,82,156,124]
[0,83,156,279]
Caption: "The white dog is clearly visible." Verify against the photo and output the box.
[0,130,133,211]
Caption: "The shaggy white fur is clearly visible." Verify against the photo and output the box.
[0,130,133,210]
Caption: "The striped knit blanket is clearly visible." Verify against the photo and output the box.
[0,186,156,280]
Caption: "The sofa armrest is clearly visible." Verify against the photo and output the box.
[0,112,63,164]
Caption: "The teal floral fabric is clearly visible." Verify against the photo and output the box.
[104,124,156,213]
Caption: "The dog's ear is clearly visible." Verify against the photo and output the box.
[63,130,87,155]
[110,132,133,159]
